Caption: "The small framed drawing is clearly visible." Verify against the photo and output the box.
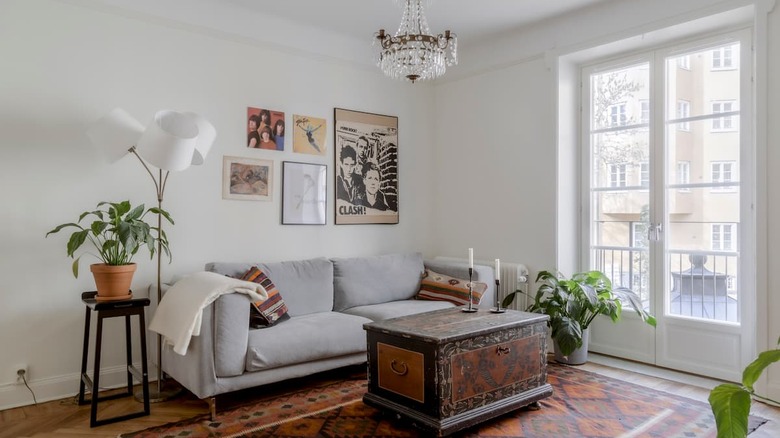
[282,161,327,225]
[222,156,273,201]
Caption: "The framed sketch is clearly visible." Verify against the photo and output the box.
[333,108,398,225]
[282,161,327,225]
[222,156,273,201]
[293,114,327,156]
[247,106,285,151]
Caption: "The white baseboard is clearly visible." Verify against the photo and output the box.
[0,362,155,411]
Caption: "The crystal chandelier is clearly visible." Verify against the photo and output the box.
[374,0,457,83]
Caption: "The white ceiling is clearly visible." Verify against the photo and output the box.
[71,0,617,80]
[224,0,612,47]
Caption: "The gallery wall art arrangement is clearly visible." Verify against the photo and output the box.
[226,107,398,226]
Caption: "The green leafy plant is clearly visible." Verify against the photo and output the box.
[503,270,656,356]
[709,337,780,438]
[46,200,173,277]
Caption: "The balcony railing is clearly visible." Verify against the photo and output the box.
[592,246,738,323]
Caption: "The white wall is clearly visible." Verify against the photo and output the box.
[0,0,435,408]
[431,59,557,270]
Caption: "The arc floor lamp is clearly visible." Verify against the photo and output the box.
[86,107,216,401]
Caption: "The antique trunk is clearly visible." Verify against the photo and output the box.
[363,307,552,437]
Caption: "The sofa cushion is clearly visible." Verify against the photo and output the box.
[245,312,370,372]
[206,258,333,317]
[332,253,425,312]
[240,267,290,327]
[417,269,487,306]
[342,299,453,321]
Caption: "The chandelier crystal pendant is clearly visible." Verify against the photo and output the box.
[374,0,457,83]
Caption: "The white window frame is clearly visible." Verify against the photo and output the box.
[711,223,736,251]
[712,100,737,131]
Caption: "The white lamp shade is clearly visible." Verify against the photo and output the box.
[183,112,216,165]
[135,110,198,172]
[86,108,145,163]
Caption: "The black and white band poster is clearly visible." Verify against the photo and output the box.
[334,108,398,225]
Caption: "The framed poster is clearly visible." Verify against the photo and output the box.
[293,114,327,156]
[222,156,273,201]
[333,108,398,225]
[247,106,285,151]
[282,161,327,225]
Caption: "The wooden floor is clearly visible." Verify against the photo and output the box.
[2,355,779,437]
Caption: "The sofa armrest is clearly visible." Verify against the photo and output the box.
[214,293,252,377]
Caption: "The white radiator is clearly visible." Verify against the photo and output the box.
[433,257,529,310]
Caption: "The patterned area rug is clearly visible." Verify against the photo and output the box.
[121,363,767,438]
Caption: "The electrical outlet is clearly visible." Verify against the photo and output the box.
[15,364,28,384]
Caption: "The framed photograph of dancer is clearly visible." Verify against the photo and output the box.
[292,114,327,156]
[282,161,327,225]
[334,108,398,225]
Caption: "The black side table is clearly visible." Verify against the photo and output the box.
[78,291,151,427]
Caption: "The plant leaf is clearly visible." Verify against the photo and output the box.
[46,222,82,237]
[66,230,89,257]
[742,349,780,390]
[708,383,751,438]
[72,256,81,278]
[149,207,175,225]
[552,317,582,356]
[125,204,145,221]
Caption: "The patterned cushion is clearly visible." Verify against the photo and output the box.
[416,269,487,306]
[240,267,290,327]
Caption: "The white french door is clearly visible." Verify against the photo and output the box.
[582,30,754,381]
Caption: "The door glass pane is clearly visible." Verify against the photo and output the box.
[590,63,650,310]
[665,43,740,323]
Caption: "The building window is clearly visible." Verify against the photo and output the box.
[711,223,735,251]
[677,55,690,70]
[640,162,649,187]
[632,222,648,248]
[677,100,690,131]
[712,46,734,70]
[609,163,627,187]
[640,100,649,124]
[609,103,627,127]
[712,101,736,131]
[711,161,736,192]
[677,161,690,192]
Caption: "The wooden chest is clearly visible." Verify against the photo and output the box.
[363,307,552,436]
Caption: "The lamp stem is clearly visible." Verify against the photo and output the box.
[131,149,180,401]
[156,169,163,394]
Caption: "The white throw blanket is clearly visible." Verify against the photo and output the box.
[149,271,268,355]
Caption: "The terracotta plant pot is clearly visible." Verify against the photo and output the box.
[90,263,136,301]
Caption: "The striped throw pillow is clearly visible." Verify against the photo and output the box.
[416,269,487,306]
[240,267,290,327]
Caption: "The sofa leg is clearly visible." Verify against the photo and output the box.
[207,397,217,420]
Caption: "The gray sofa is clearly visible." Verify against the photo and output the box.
[161,252,495,416]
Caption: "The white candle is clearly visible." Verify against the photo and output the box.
[495,259,500,279]
[468,248,474,269]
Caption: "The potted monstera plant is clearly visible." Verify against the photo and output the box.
[503,270,656,364]
[46,200,172,301]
